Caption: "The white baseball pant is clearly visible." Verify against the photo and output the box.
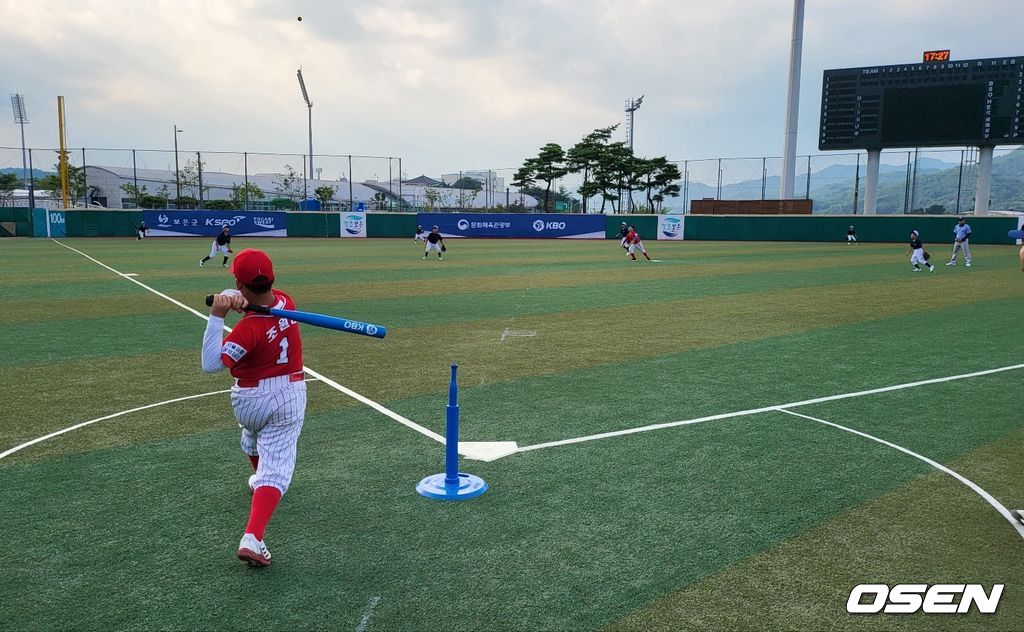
[628,241,647,255]
[231,376,307,494]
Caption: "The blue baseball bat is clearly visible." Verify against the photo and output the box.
[205,295,387,339]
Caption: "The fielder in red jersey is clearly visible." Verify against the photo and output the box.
[202,248,308,567]
[625,226,652,261]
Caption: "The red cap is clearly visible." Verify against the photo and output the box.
[230,249,275,285]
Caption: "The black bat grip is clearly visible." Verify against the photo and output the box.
[205,294,270,314]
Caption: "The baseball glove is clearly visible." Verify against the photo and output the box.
[228,248,234,253]
[441,245,447,252]
[923,251,931,261]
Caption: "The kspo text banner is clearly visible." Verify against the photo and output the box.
[418,213,605,239]
[143,211,287,237]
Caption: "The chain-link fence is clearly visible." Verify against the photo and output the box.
[2,145,1021,214]
[0,146,402,212]
[671,147,1022,215]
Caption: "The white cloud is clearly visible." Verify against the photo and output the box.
[0,0,1020,177]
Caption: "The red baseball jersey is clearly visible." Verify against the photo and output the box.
[220,289,304,380]
[627,230,641,244]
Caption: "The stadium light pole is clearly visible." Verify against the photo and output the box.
[779,0,805,200]
[173,125,183,202]
[625,95,644,213]
[297,69,313,201]
[10,94,33,208]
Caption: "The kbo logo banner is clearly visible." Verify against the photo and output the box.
[418,213,604,238]
[143,211,287,237]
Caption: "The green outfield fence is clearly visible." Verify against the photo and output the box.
[0,207,33,236]
[3,209,1020,244]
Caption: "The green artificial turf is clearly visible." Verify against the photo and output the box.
[1,237,1022,631]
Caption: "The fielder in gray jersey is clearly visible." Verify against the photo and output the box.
[947,217,972,267]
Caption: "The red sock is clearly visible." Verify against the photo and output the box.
[644,253,651,260]
[245,486,282,540]
[248,455,259,471]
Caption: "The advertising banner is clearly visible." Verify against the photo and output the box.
[33,209,66,237]
[340,211,367,238]
[143,211,287,237]
[417,213,604,239]
[658,214,685,240]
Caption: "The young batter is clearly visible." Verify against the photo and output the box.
[202,248,307,567]
[200,226,232,267]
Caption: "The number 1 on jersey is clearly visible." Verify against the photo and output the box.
[276,337,290,365]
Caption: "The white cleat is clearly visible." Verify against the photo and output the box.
[237,533,271,567]
[965,262,972,267]
[248,474,257,494]
[945,261,956,266]
[929,266,935,272]
[912,268,921,272]
[1012,509,1024,527]
[199,259,205,267]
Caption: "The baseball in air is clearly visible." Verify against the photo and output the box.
[297,16,302,21]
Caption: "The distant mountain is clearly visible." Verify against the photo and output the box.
[0,167,54,180]
[685,150,1023,214]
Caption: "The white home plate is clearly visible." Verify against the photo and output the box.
[459,441,519,462]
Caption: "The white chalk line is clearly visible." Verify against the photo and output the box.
[513,363,1024,455]
[0,388,230,461]
[49,239,446,445]
[777,408,1024,541]
[355,595,382,632]
[0,378,323,462]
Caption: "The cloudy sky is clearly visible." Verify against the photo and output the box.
[1,0,1020,180]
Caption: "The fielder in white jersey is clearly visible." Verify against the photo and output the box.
[202,248,307,567]
[200,226,233,267]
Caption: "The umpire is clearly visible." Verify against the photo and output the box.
[946,217,972,267]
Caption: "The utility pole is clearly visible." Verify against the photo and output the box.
[174,124,183,203]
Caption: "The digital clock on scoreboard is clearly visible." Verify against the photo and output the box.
[923,49,950,62]
[819,55,1022,150]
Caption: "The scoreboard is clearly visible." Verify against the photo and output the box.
[819,56,1022,150]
